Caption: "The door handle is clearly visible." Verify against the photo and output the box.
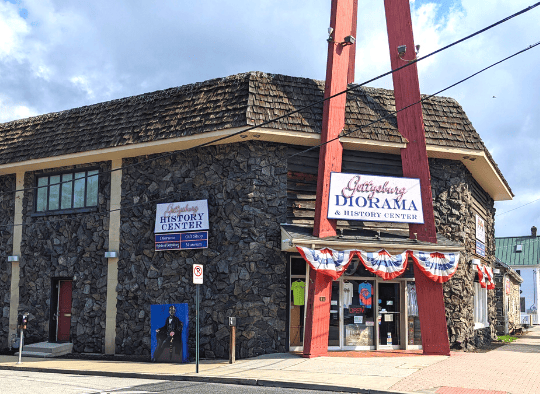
[64,313,71,317]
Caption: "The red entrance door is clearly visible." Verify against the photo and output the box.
[57,280,72,341]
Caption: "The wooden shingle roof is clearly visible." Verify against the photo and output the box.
[0,71,508,192]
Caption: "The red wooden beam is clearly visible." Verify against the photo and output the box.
[313,0,357,239]
[304,0,357,358]
[383,0,450,356]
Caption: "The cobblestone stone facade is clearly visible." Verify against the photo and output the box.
[0,174,15,349]
[116,142,288,359]
[430,158,496,350]
[17,162,111,353]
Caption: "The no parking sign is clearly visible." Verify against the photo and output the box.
[193,264,203,284]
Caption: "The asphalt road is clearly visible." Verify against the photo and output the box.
[0,370,355,394]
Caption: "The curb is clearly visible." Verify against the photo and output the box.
[0,364,410,394]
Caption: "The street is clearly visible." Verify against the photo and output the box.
[0,370,354,394]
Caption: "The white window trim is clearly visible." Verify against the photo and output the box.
[473,282,489,329]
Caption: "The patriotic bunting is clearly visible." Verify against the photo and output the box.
[357,250,409,280]
[409,251,460,283]
[477,264,495,290]
[295,247,461,283]
[296,246,355,280]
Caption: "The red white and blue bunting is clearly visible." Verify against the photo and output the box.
[477,264,495,290]
[296,246,355,280]
[409,251,461,284]
[357,250,409,280]
[296,246,460,283]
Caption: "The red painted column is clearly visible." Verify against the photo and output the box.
[302,269,333,358]
[303,0,358,358]
[313,0,357,238]
[383,0,450,355]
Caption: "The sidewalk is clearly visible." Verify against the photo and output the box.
[0,326,538,394]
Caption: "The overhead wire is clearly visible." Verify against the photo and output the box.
[0,1,538,198]
[1,40,539,231]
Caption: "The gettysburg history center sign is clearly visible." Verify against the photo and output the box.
[328,173,424,224]
[154,200,209,251]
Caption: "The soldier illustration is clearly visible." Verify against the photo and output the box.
[152,305,183,362]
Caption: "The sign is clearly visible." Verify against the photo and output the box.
[150,303,189,363]
[505,277,511,295]
[476,214,486,243]
[328,173,424,224]
[476,240,486,257]
[155,231,208,251]
[193,264,203,284]
[155,200,209,233]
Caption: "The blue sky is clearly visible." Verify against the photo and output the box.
[0,0,539,238]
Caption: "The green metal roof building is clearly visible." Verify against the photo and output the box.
[495,226,540,267]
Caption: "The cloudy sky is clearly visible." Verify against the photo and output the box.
[1,0,539,238]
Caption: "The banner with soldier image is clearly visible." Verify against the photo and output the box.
[151,303,189,363]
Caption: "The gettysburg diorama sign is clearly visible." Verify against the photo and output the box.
[154,200,209,251]
[328,172,424,223]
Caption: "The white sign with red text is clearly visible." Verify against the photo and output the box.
[328,172,424,224]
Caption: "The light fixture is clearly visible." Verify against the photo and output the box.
[8,255,19,262]
[240,135,248,139]
[253,134,260,138]
[398,44,420,62]
[105,251,118,258]
[471,258,481,266]
[327,27,334,43]
[493,268,501,274]
[342,35,355,46]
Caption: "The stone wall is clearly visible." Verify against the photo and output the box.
[0,175,15,350]
[18,162,111,352]
[117,141,288,359]
[430,158,496,350]
[494,272,522,335]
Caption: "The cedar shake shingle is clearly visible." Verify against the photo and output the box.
[0,71,508,192]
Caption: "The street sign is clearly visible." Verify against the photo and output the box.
[193,264,203,284]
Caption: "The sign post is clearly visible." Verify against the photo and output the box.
[193,264,203,373]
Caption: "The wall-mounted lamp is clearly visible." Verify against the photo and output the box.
[493,268,501,274]
[327,27,334,43]
[8,255,19,262]
[105,251,118,258]
[326,27,355,46]
[397,44,420,62]
[471,258,481,266]
[342,35,355,46]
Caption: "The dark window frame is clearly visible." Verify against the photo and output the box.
[33,167,99,216]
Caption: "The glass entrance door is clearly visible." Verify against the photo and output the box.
[343,280,375,349]
[328,281,340,347]
[378,282,401,347]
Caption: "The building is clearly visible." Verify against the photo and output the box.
[0,71,512,358]
[493,259,523,335]
[495,226,540,325]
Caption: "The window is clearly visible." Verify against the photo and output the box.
[473,282,489,329]
[36,169,99,213]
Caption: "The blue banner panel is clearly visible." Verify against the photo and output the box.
[155,231,208,251]
[151,304,189,363]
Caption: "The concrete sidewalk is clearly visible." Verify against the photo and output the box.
[0,326,538,394]
[390,325,540,394]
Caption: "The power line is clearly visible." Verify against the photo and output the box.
[1,40,538,231]
[496,196,540,217]
[0,1,538,198]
